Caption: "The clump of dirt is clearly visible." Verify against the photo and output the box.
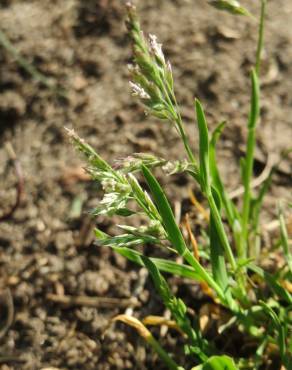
[0,0,291,369]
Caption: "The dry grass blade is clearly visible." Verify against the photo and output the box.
[189,189,209,222]
[142,315,183,334]
[184,215,217,300]
[113,314,152,339]
[113,313,181,370]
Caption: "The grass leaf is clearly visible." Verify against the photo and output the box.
[279,205,292,275]
[141,255,209,361]
[248,264,292,304]
[241,69,260,255]
[209,195,232,305]
[209,121,239,227]
[111,245,204,281]
[195,99,210,193]
[259,301,286,361]
[141,165,226,303]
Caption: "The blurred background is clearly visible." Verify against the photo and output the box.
[0,0,291,369]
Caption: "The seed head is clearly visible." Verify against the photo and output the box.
[101,178,116,192]
[65,127,85,145]
[162,159,190,175]
[129,81,151,100]
[125,2,139,32]
[149,34,165,65]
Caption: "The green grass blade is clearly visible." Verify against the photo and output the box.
[142,255,172,302]
[207,193,238,275]
[95,228,108,240]
[259,301,286,361]
[248,69,260,131]
[141,165,187,256]
[248,264,292,304]
[194,103,238,274]
[147,335,183,370]
[195,99,210,193]
[141,165,227,304]
[209,191,232,305]
[128,173,161,221]
[142,255,208,361]
[248,162,274,259]
[241,69,260,257]
[110,245,203,281]
[209,122,244,261]
[279,206,292,275]
[250,166,274,234]
[95,228,204,281]
[209,121,239,227]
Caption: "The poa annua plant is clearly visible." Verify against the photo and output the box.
[68,1,292,369]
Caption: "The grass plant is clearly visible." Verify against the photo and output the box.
[68,1,291,368]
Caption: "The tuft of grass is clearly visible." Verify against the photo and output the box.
[68,1,292,369]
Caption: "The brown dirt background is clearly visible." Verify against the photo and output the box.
[0,0,291,369]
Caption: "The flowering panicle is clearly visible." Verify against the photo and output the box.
[126,2,176,121]
[97,232,160,248]
[66,129,165,240]
[126,2,197,170]
[113,153,167,174]
[162,159,192,176]
[66,128,131,216]
[66,127,112,172]
[129,81,151,100]
[149,34,165,65]
[95,219,166,249]
[127,174,162,222]
[118,221,165,239]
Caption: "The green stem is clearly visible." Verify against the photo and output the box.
[240,1,265,259]
[160,80,197,167]
[241,72,260,257]
[158,65,240,301]
[241,127,256,242]
[171,92,197,165]
[208,193,248,303]
[176,113,197,165]
[183,249,229,305]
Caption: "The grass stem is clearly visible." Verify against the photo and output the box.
[241,71,260,257]
[147,335,183,370]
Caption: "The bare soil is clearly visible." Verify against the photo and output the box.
[0,0,291,369]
